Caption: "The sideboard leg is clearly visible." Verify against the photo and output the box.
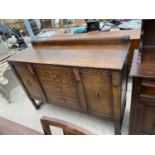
[114,121,121,135]
[112,72,122,135]
[30,98,43,110]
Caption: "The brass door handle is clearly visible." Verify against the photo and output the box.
[96,92,101,102]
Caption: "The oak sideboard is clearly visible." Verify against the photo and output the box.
[8,36,130,134]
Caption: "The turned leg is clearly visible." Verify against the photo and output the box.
[30,98,43,110]
[111,72,124,135]
[114,121,121,135]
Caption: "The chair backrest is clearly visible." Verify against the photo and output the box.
[40,116,94,135]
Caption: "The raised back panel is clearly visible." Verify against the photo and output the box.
[32,36,129,47]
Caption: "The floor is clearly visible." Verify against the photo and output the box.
[0,78,132,135]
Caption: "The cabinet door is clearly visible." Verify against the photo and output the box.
[12,62,46,101]
[135,102,155,135]
[135,80,155,134]
[80,69,113,117]
[34,64,81,110]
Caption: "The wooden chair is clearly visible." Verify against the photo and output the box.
[40,116,93,135]
[0,116,93,135]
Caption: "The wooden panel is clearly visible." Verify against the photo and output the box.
[12,62,46,101]
[130,77,155,135]
[46,93,80,110]
[80,68,113,116]
[135,103,155,135]
[34,64,81,110]
[42,81,77,98]
[141,105,155,134]
[34,65,75,83]
[49,29,141,40]
[129,78,141,134]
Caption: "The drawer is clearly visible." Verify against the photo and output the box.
[140,80,155,97]
[46,93,81,110]
[138,79,155,106]
[42,81,78,98]
[34,64,75,83]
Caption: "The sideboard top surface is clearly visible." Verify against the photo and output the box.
[9,38,129,70]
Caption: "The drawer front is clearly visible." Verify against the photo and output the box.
[34,64,81,110]
[80,68,113,116]
[13,62,45,101]
[34,64,75,83]
[46,93,81,110]
[42,81,77,98]
[140,79,155,98]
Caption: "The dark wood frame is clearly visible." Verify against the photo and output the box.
[129,20,155,135]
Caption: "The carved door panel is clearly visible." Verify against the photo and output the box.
[80,69,113,117]
[13,62,46,101]
[34,64,81,110]
[135,102,155,135]
[134,79,155,134]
